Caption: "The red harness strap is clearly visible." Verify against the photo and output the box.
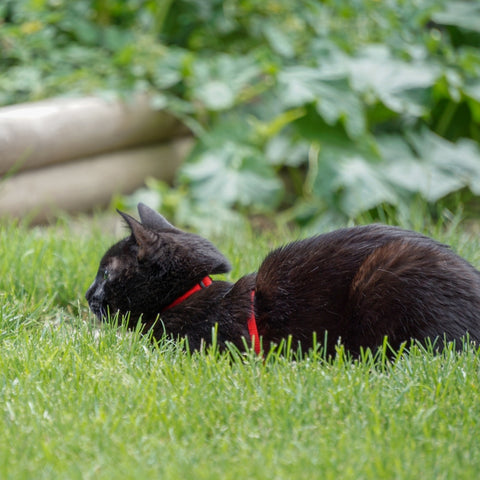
[163,278,261,354]
[247,291,261,355]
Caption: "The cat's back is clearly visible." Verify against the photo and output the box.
[254,224,480,352]
[257,224,444,282]
[254,225,424,339]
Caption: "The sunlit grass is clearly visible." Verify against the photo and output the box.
[1,213,480,479]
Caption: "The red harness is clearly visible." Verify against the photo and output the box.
[247,290,260,354]
[163,276,261,354]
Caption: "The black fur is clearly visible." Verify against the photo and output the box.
[86,204,480,355]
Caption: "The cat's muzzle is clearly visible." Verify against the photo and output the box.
[85,283,107,320]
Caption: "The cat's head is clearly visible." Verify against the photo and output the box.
[85,203,231,326]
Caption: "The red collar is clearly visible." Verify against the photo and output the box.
[163,276,213,310]
[163,277,261,354]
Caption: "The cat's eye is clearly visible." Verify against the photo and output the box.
[103,269,109,280]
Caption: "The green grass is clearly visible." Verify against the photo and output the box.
[1,214,480,479]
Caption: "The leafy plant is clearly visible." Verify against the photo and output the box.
[2,0,480,225]
[151,0,480,225]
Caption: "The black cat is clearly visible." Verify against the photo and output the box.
[86,203,480,355]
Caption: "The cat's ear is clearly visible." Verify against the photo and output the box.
[137,203,178,232]
[117,210,157,255]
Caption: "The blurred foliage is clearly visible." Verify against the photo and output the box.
[2,0,480,226]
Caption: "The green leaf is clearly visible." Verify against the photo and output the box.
[153,48,189,89]
[312,140,396,217]
[195,80,235,111]
[407,129,480,197]
[189,54,262,111]
[432,1,480,33]
[265,135,309,167]
[180,141,283,209]
[279,66,366,139]
[103,26,132,52]
[378,136,459,201]
[3,66,42,94]
[465,80,480,122]
[379,130,480,201]
[465,82,480,103]
[335,155,398,217]
[263,23,295,58]
[348,45,439,116]
[299,109,394,217]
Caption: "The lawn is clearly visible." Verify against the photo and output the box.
[1,213,480,479]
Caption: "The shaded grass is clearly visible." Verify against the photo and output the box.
[1,214,480,479]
